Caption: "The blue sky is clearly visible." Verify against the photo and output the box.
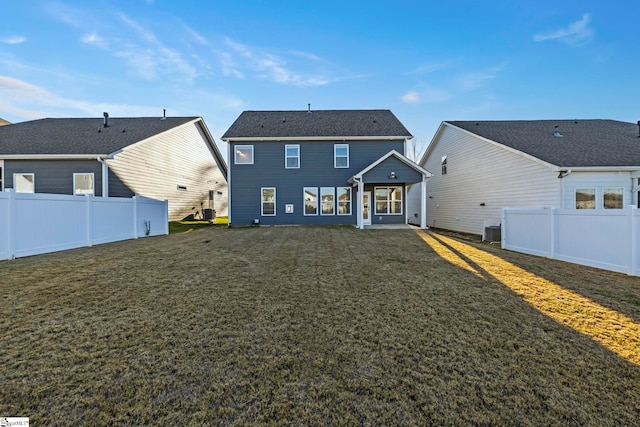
[1,0,639,160]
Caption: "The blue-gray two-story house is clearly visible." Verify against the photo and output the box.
[221,108,431,228]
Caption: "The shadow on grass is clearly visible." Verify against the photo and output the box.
[416,229,640,366]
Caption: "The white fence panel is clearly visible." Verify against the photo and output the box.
[0,192,9,260]
[0,190,168,261]
[503,206,640,276]
[91,197,136,245]
[135,195,169,238]
[13,192,88,258]
[554,209,630,273]
[501,207,553,257]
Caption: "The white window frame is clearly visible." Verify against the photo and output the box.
[337,187,352,215]
[320,187,335,216]
[374,186,403,215]
[334,144,349,168]
[441,155,447,175]
[285,144,300,169]
[603,187,624,209]
[14,173,35,193]
[304,186,318,216]
[235,145,254,165]
[261,187,276,216]
[575,188,596,209]
[73,173,95,195]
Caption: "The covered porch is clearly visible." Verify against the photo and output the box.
[348,150,432,230]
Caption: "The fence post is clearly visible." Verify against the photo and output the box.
[549,208,556,259]
[133,194,138,239]
[6,189,14,260]
[164,200,169,235]
[630,206,637,276]
[501,208,506,248]
[86,194,93,247]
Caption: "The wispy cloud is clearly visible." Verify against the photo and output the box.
[401,85,451,104]
[218,38,348,87]
[0,75,164,120]
[405,62,449,75]
[455,64,506,91]
[78,13,199,83]
[534,13,594,46]
[1,36,26,45]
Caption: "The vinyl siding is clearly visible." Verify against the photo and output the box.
[4,159,104,196]
[420,125,561,235]
[229,140,404,226]
[561,171,633,209]
[106,121,227,221]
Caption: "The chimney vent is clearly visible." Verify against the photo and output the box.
[553,125,562,137]
[103,112,109,128]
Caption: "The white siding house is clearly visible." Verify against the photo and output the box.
[107,119,228,220]
[408,120,640,236]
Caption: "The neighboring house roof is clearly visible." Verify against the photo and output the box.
[446,120,640,168]
[0,116,199,156]
[0,118,10,126]
[221,109,413,140]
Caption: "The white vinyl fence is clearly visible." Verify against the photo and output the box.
[0,190,168,260]
[502,206,640,276]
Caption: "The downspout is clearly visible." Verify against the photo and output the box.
[421,175,427,229]
[227,141,232,227]
[97,157,109,197]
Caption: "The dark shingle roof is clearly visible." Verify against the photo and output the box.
[448,119,640,168]
[221,109,412,140]
[0,116,198,156]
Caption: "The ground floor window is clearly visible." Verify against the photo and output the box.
[261,187,275,216]
[14,173,35,193]
[575,188,595,209]
[321,187,334,215]
[304,187,318,215]
[604,188,623,209]
[74,173,95,195]
[337,187,351,215]
[374,186,403,215]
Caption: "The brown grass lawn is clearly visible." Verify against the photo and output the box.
[1,226,640,426]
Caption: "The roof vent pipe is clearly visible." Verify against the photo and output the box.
[637,120,640,137]
[161,109,166,120]
[307,103,312,114]
[103,112,109,128]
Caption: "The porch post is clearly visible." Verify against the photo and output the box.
[357,179,364,229]
[420,176,427,229]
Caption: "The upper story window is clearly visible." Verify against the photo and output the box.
[235,145,254,165]
[604,188,623,209]
[334,144,349,168]
[285,144,300,169]
[74,173,94,195]
[14,173,34,193]
[575,188,595,209]
[441,155,447,175]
